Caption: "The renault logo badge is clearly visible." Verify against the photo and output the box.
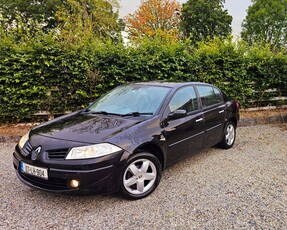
[31,146,42,161]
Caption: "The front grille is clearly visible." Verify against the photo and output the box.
[19,171,68,190]
[47,148,69,159]
[22,141,33,156]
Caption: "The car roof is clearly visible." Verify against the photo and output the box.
[134,81,212,89]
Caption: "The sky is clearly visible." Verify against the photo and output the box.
[119,0,252,37]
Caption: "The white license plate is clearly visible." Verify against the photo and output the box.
[20,162,48,180]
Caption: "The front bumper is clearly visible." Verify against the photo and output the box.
[13,148,127,195]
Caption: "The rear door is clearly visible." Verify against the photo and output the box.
[195,85,226,147]
[162,86,205,164]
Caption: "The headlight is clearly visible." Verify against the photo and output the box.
[66,143,122,160]
[18,132,30,149]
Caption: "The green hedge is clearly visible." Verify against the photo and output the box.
[0,36,286,121]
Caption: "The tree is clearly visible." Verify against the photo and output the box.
[125,0,181,42]
[0,0,121,43]
[241,0,287,50]
[55,0,121,43]
[0,0,62,32]
[180,0,232,43]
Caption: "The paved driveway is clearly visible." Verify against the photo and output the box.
[1,125,286,229]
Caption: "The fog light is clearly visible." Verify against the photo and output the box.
[70,179,80,188]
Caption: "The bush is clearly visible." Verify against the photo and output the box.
[0,35,286,121]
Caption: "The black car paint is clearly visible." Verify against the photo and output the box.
[13,82,239,195]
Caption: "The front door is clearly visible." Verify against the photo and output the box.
[161,86,205,165]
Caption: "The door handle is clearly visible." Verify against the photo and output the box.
[219,110,224,114]
[196,118,203,123]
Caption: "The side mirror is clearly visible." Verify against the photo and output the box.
[160,109,187,128]
[167,109,187,121]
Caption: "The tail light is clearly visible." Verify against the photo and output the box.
[235,100,239,109]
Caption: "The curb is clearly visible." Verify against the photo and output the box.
[238,114,287,127]
[1,114,286,143]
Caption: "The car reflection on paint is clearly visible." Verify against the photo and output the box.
[13,82,239,199]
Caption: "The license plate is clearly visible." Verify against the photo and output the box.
[20,162,48,180]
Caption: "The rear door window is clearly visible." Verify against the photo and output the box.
[196,86,223,108]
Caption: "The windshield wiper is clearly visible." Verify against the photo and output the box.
[121,112,153,117]
[87,111,122,116]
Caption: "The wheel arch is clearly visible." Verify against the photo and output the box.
[229,116,238,128]
[133,143,165,170]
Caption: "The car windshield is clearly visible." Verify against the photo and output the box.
[88,84,171,115]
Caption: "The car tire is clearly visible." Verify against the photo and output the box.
[218,121,236,149]
[119,152,162,200]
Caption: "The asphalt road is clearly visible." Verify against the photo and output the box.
[1,125,287,229]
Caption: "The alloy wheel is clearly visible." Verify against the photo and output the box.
[123,158,157,195]
[225,124,235,146]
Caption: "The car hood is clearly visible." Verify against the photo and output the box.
[30,111,145,144]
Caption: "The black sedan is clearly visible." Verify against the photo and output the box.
[13,82,239,199]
